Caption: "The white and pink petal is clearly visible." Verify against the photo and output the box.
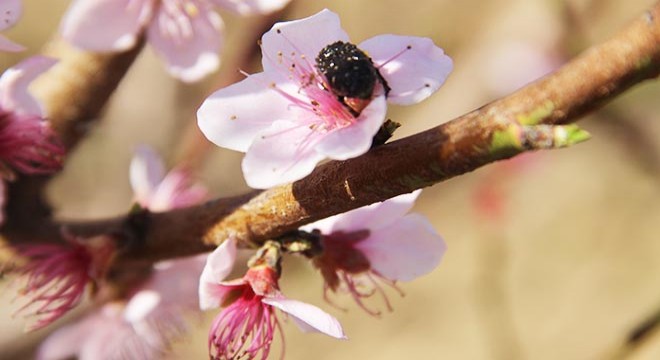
[0,34,24,52]
[0,0,21,32]
[0,56,57,116]
[197,72,294,152]
[60,0,153,51]
[360,35,452,105]
[199,238,238,310]
[147,0,223,82]
[304,191,421,234]
[260,9,349,76]
[262,297,346,339]
[354,213,445,282]
[210,0,290,16]
[315,94,386,160]
[242,120,326,189]
[129,145,166,207]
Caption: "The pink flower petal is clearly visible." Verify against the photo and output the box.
[304,191,421,234]
[315,94,386,160]
[147,1,223,82]
[242,120,326,189]
[60,0,152,51]
[123,290,161,323]
[355,213,446,281]
[0,34,24,52]
[0,0,21,32]
[359,35,453,105]
[0,56,57,116]
[199,238,238,310]
[149,169,208,211]
[210,0,290,15]
[129,145,166,207]
[262,297,346,339]
[36,317,92,360]
[197,72,293,152]
[260,9,349,77]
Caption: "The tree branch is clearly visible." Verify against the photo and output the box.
[5,2,660,266]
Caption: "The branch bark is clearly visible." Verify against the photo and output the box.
[5,2,660,266]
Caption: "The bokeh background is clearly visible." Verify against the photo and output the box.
[2,0,660,359]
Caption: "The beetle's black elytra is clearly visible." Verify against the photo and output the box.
[315,41,380,100]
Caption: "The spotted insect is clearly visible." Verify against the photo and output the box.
[315,41,390,115]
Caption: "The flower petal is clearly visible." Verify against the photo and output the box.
[36,319,90,360]
[359,35,452,105]
[315,94,386,160]
[199,238,238,310]
[147,2,223,82]
[303,190,421,234]
[0,56,57,116]
[149,168,208,211]
[197,72,294,152]
[123,290,161,323]
[60,0,152,51]
[129,145,166,207]
[262,297,346,339]
[210,0,289,15]
[0,0,21,32]
[0,34,24,52]
[355,213,446,281]
[242,120,326,189]
[260,9,349,77]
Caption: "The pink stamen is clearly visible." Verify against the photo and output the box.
[0,109,64,177]
[209,285,284,360]
[374,44,412,69]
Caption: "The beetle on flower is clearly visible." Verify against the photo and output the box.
[197,9,453,189]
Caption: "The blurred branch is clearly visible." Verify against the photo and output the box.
[608,305,660,359]
[4,2,660,266]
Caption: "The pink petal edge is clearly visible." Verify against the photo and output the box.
[359,34,453,106]
[262,297,347,339]
[199,237,238,310]
[355,213,446,282]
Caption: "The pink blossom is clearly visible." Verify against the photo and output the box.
[302,190,446,315]
[0,56,64,178]
[130,144,207,212]
[13,235,115,331]
[60,0,291,82]
[0,0,25,52]
[197,9,452,189]
[36,255,207,360]
[199,238,346,360]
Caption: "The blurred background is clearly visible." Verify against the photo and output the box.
[2,0,660,359]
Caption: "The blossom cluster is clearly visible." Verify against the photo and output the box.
[2,5,453,360]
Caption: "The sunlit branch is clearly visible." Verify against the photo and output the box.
[4,2,660,268]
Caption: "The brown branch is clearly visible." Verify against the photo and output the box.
[5,2,660,266]
[33,37,145,151]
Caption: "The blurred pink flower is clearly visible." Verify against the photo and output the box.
[0,56,63,178]
[60,0,291,82]
[197,9,453,189]
[302,190,446,315]
[199,238,346,360]
[0,0,25,52]
[0,57,64,224]
[14,235,115,331]
[130,144,207,212]
[36,254,207,360]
